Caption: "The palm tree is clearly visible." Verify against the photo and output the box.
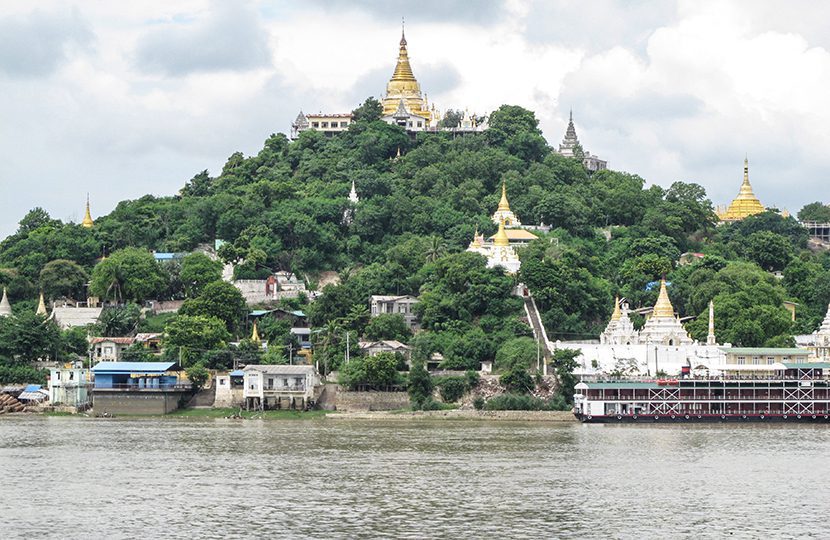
[425,236,446,263]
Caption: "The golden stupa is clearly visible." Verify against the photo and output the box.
[82,194,94,228]
[717,158,765,222]
[493,218,510,247]
[381,25,431,121]
[611,296,621,321]
[652,278,675,319]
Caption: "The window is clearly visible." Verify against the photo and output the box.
[340,121,348,127]
[417,121,423,127]
[321,122,328,128]
[69,372,74,381]
[752,357,760,365]
[736,356,746,365]
[767,356,775,365]
[311,122,319,128]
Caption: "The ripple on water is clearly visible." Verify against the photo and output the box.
[1,417,829,539]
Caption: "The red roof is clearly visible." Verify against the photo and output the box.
[90,337,136,345]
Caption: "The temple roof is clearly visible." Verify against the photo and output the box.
[718,158,765,222]
[82,195,94,228]
[493,218,510,247]
[652,278,675,319]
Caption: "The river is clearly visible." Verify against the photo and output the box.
[1,416,828,539]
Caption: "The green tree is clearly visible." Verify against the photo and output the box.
[364,314,412,341]
[407,359,434,410]
[743,231,793,271]
[797,202,830,223]
[89,247,168,303]
[179,281,247,333]
[351,97,383,123]
[550,348,580,405]
[179,252,222,297]
[92,304,141,337]
[339,352,400,390]
[0,312,61,362]
[494,337,538,372]
[185,363,209,389]
[39,259,89,300]
[163,315,231,367]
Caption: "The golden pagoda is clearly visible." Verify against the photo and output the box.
[251,320,261,342]
[652,278,675,319]
[611,296,621,321]
[493,218,510,247]
[491,180,523,228]
[36,292,48,316]
[82,194,94,228]
[381,25,431,121]
[717,157,765,222]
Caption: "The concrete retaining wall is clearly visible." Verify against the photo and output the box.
[335,390,410,411]
[93,391,185,415]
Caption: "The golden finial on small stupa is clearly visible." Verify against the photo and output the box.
[82,194,94,228]
[251,320,260,342]
[498,180,511,212]
[493,217,510,247]
[36,291,48,316]
[652,278,675,319]
[611,296,621,321]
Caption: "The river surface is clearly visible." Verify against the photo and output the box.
[1,417,829,539]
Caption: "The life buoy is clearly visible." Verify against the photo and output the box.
[633,415,638,420]
[671,415,676,419]
[616,415,622,420]
[586,415,592,420]
[654,415,659,420]
[797,415,802,419]
[684,415,690,420]
[697,415,702,419]
[721,415,726,420]
[783,415,788,419]
[742,415,747,419]
[824,415,828,420]
[760,415,765,420]
[812,415,816,419]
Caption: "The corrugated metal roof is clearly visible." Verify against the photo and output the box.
[23,384,42,392]
[242,364,315,375]
[92,361,179,373]
[720,347,810,355]
[783,362,830,369]
[229,370,245,377]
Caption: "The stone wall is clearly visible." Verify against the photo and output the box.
[334,389,410,411]
[93,391,185,415]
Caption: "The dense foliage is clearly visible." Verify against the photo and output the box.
[0,102,827,383]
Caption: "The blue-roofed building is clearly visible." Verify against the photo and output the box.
[91,361,188,414]
[152,252,186,262]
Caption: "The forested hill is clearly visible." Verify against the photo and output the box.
[1,101,828,353]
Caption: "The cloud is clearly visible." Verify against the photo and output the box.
[134,1,271,76]
[302,0,510,26]
[0,8,92,77]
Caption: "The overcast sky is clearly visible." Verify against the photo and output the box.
[1,0,828,239]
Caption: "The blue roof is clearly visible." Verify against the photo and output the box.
[153,252,184,261]
[229,370,245,377]
[92,361,179,373]
[24,384,42,392]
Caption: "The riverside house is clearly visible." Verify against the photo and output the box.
[91,361,188,415]
[243,365,320,410]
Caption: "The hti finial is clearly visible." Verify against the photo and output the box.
[569,108,573,122]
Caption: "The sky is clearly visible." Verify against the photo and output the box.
[1,0,829,239]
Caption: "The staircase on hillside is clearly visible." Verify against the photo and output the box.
[519,284,553,374]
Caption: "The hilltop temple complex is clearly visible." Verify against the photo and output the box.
[557,110,607,172]
[467,181,549,274]
[716,157,766,222]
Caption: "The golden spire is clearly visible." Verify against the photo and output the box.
[493,218,510,247]
[652,278,675,319]
[251,320,260,342]
[717,156,765,222]
[611,296,621,321]
[36,292,47,316]
[470,225,482,248]
[391,22,415,82]
[82,194,94,228]
[498,180,511,212]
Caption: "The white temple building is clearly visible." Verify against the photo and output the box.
[795,303,830,359]
[467,219,521,274]
[557,280,724,377]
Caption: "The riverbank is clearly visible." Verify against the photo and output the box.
[326,409,577,422]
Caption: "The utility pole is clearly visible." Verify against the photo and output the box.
[344,331,350,365]
[288,343,294,365]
